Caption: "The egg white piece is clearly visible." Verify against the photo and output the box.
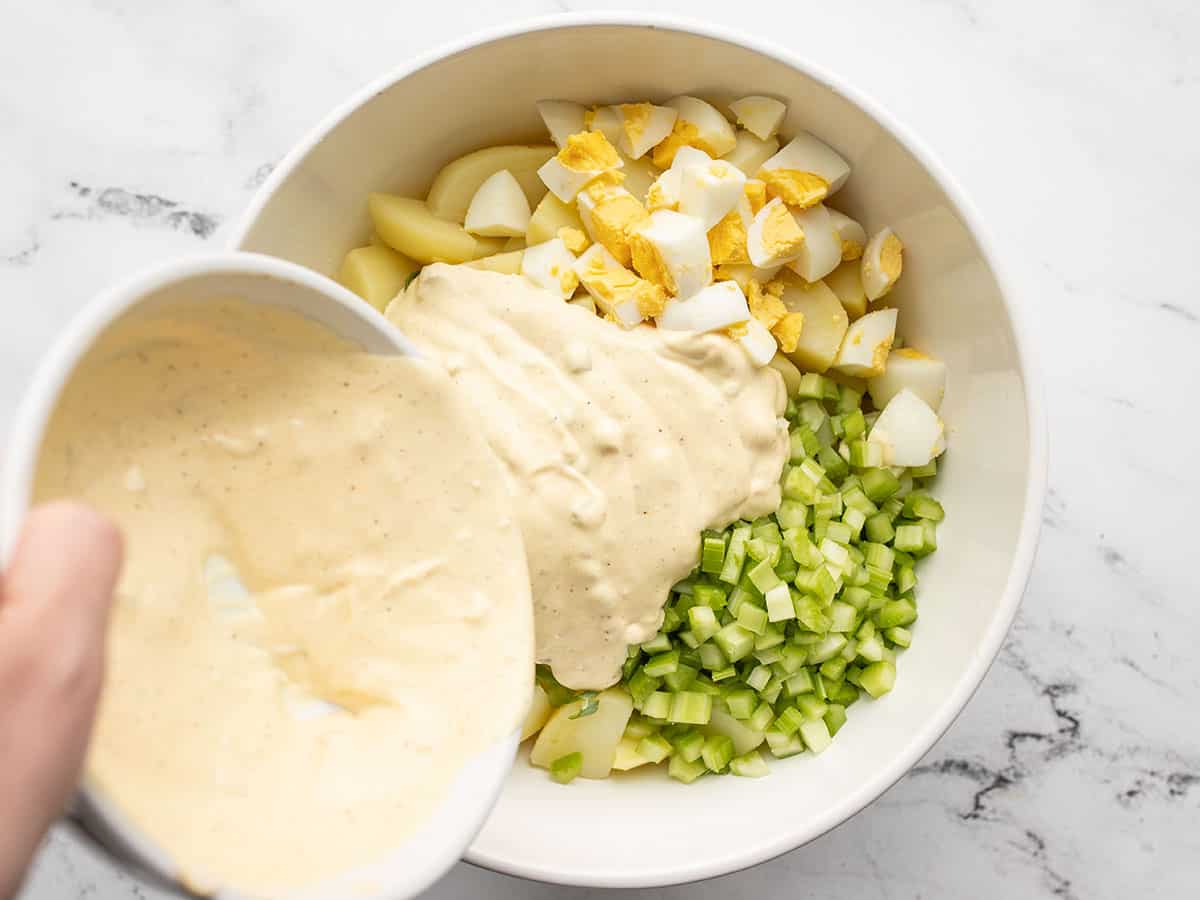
[827,207,867,256]
[646,145,716,209]
[722,130,780,177]
[521,237,578,300]
[760,132,851,194]
[868,388,947,467]
[868,349,947,411]
[615,103,678,160]
[729,96,787,141]
[537,100,588,148]
[665,95,738,157]
[657,280,751,333]
[747,197,805,268]
[634,209,712,299]
[831,307,897,377]
[678,159,747,229]
[464,169,532,237]
[786,203,842,282]
[537,151,622,203]
[738,317,779,366]
[573,243,645,327]
[861,226,904,301]
[587,106,623,145]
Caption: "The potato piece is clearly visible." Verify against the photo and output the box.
[703,704,765,755]
[612,735,653,771]
[465,248,524,275]
[526,191,586,245]
[426,145,556,223]
[530,687,633,779]
[780,279,848,372]
[369,194,504,264]
[338,244,420,312]
[825,259,868,320]
[503,235,527,252]
[521,684,553,742]
[767,351,803,396]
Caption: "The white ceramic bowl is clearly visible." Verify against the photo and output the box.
[230,14,1048,888]
[0,252,519,900]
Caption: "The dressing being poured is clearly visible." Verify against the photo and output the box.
[390,265,789,689]
[33,300,534,897]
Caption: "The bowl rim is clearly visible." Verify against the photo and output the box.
[229,11,1049,889]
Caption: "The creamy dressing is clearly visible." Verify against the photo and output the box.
[33,300,533,898]
[389,265,789,689]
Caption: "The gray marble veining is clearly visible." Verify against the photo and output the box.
[4,1,1198,898]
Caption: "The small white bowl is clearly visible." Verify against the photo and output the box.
[230,13,1048,889]
[0,252,518,900]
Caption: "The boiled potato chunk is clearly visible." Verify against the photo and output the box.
[465,248,524,275]
[612,735,653,771]
[530,687,633,779]
[338,244,419,312]
[618,151,658,203]
[825,259,868,320]
[780,279,848,372]
[426,145,556,223]
[521,684,553,742]
[369,194,504,265]
[704,704,765,755]
[526,191,586,245]
[767,352,804,396]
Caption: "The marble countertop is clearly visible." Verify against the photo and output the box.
[5,1,1197,898]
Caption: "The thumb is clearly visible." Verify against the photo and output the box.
[0,502,123,900]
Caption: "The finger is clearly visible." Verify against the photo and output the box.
[0,502,123,900]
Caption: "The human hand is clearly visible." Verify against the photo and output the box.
[0,503,123,900]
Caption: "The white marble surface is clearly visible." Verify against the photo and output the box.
[3,1,1198,898]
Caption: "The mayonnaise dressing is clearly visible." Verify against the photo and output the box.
[33,300,533,898]
[389,265,789,689]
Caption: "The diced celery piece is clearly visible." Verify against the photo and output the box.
[643,650,680,677]
[848,440,883,468]
[876,599,918,629]
[896,564,917,594]
[746,664,772,692]
[670,728,706,762]
[718,525,751,585]
[725,689,758,720]
[697,641,727,671]
[820,656,847,681]
[624,714,658,740]
[747,559,782,594]
[842,506,867,540]
[748,701,775,732]
[730,749,770,777]
[701,734,735,772]
[807,633,848,664]
[754,624,786,651]
[642,691,672,720]
[824,703,848,736]
[910,459,938,479]
[636,733,673,763]
[736,602,769,636]
[829,601,858,633]
[714,622,756,662]
[860,661,897,698]
[700,531,727,574]
[796,695,828,720]
[664,664,699,692]
[841,408,866,441]
[796,372,825,399]
[764,583,795,622]
[783,528,822,568]
[688,605,721,643]
[692,582,729,611]
[885,626,913,648]
[824,521,853,546]
[551,752,583,784]
[777,499,808,530]
[861,467,901,502]
[773,706,805,735]
[857,634,885,663]
[904,491,945,522]
[783,669,814,697]
[793,593,832,634]
[676,630,700,649]
[627,670,661,707]
[641,632,673,655]
[710,665,738,682]
[764,727,806,758]
[668,752,707,783]
[668,691,713,725]
[798,717,832,753]
[894,523,925,553]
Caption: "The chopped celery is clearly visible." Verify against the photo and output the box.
[714,623,756,662]
[730,749,770,777]
[688,605,721,643]
[697,641,727,671]
[663,664,699,692]
[642,691,672,720]
[640,632,673,655]
[726,689,758,719]
[875,599,918,629]
[692,582,728,611]
[636,733,673,764]
[860,661,896,698]
[670,728,706,762]
[700,531,727,574]
[701,734,735,772]
[736,602,770,635]
[668,752,707,783]
[824,703,848,736]
[777,499,808,529]
[719,525,751,585]
[624,714,658,740]
[668,691,713,725]
[643,650,680,678]
[798,718,832,754]
[551,752,583,784]
[765,727,806,758]
[904,491,945,522]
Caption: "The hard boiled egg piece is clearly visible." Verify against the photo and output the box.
[760,132,851,195]
[586,106,623,145]
[868,348,947,411]
[747,198,806,268]
[679,159,747,229]
[538,131,623,202]
[867,388,947,467]
[630,209,712,299]
[827,208,867,260]
[645,145,715,211]
[576,179,648,266]
[615,103,679,160]
[861,227,904,301]
[831,308,897,377]
[723,130,780,177]
[521,237,579,300]
[537,100,588,148]
[464,169,532,237]
[729,96,787,141]
[738,317,779,366]
[786,203,841,282]
[657,279,751,332]
[574,242,665,327]
[665,96,738,157]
